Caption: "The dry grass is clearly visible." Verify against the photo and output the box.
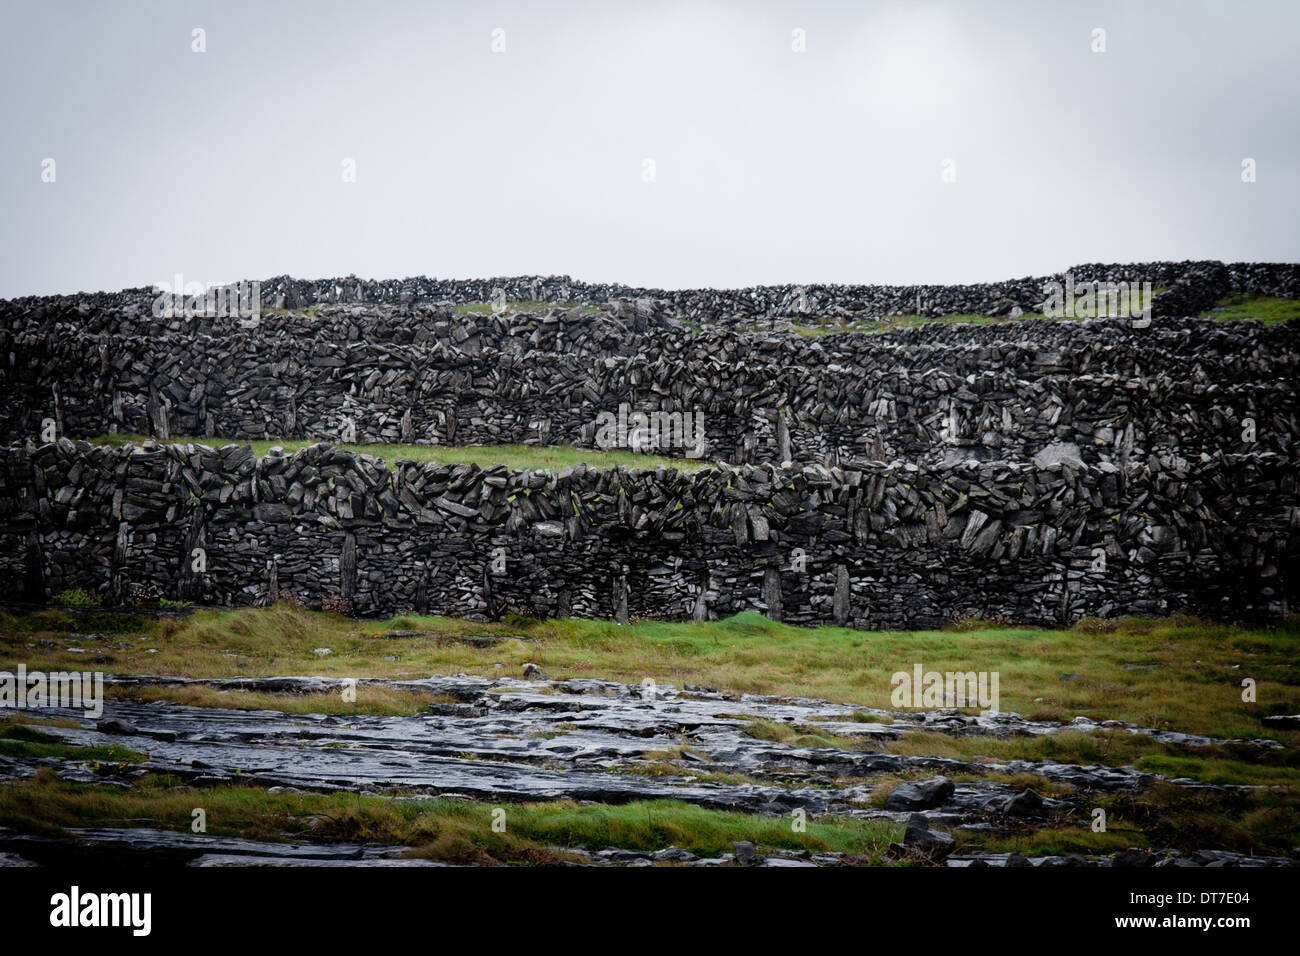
[86,434,706,473]
[0,772,900,862]
[103,684,450,717]
[4,606,1298,746]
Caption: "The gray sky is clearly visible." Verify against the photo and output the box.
[1,0,1296,297]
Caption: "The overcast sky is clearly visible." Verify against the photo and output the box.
[1,0,1296,297]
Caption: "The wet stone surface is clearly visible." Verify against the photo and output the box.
[1,673,1290,867]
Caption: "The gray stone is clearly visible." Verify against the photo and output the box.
[885,776,955,811]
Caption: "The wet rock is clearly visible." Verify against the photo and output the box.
[732,841,759,866]
[1112,848,1157,867]
[0,826,423,867]
[998,789,1044,818]
[652,847,695,863]
[897,814,955,862]
[95,719,138,736]
[5,673,1288,870]
[885,776,955,811]
[1262,715,1300,731]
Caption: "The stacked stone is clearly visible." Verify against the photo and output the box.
[4,259,1295,328]
[2,305,1296,468]
[1,440,1294,627]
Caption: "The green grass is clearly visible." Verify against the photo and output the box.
[866,729,1300,788]
[964,779,1300,857]
[0,719,146,765]
[793,312,1067,336]
[742,719,846,749]
[103,684,453,717]
[452,300,600,316]
[0,772,900,863]
[960,827,1141,857]
[85,435,706,472]
[3,606,1298,860]
[1203,293,1300,325]
[791,286,1173,336]
[51,588,96,608]
[3,605,1298,747]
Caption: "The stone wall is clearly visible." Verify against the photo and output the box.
[2,260,1295,627]
[7,258,1295,323]
[3,302,1297,468]
[1,441,1295,627]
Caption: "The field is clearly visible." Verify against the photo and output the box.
[2,604,1296,866]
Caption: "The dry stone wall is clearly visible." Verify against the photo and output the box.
[2,316,1300,468]
[0,440,1295,627]
[1,260,1296,627]
[3,301,1297,468]
[10,258,1290,323]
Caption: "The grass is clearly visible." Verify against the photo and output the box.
[960,827,1141,857]
[789,285,1251,336]
[85,434,707,473]
[866,729,1300,788]
[742,719,846,750]
[0,718,146,765]
[3,605,1298,745]
[102,684,451,717]
[0,772,900,863]
[51,588,97,608]
[2,604,1297,853]
[962,779,1300,858]
[452,300,600,316]
[3,605,1297,860]
[792,313,1051,337]
[1203,293,1300,325]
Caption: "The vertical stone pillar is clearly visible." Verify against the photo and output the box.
[692,570,709,622]
[340,532,357,604]
[482,561,497,619]
[111,522,131,604]
[776,413,792,464]
[180,510,206,602]
[833,564,850,625]
[416,561,430,614]
[24,530,44,603]
[52,383,65,439]
[267,555,280,605]
[614,568,629,624]
[763,567,783,622]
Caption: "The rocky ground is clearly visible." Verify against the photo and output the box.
[1,671,1292,867]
